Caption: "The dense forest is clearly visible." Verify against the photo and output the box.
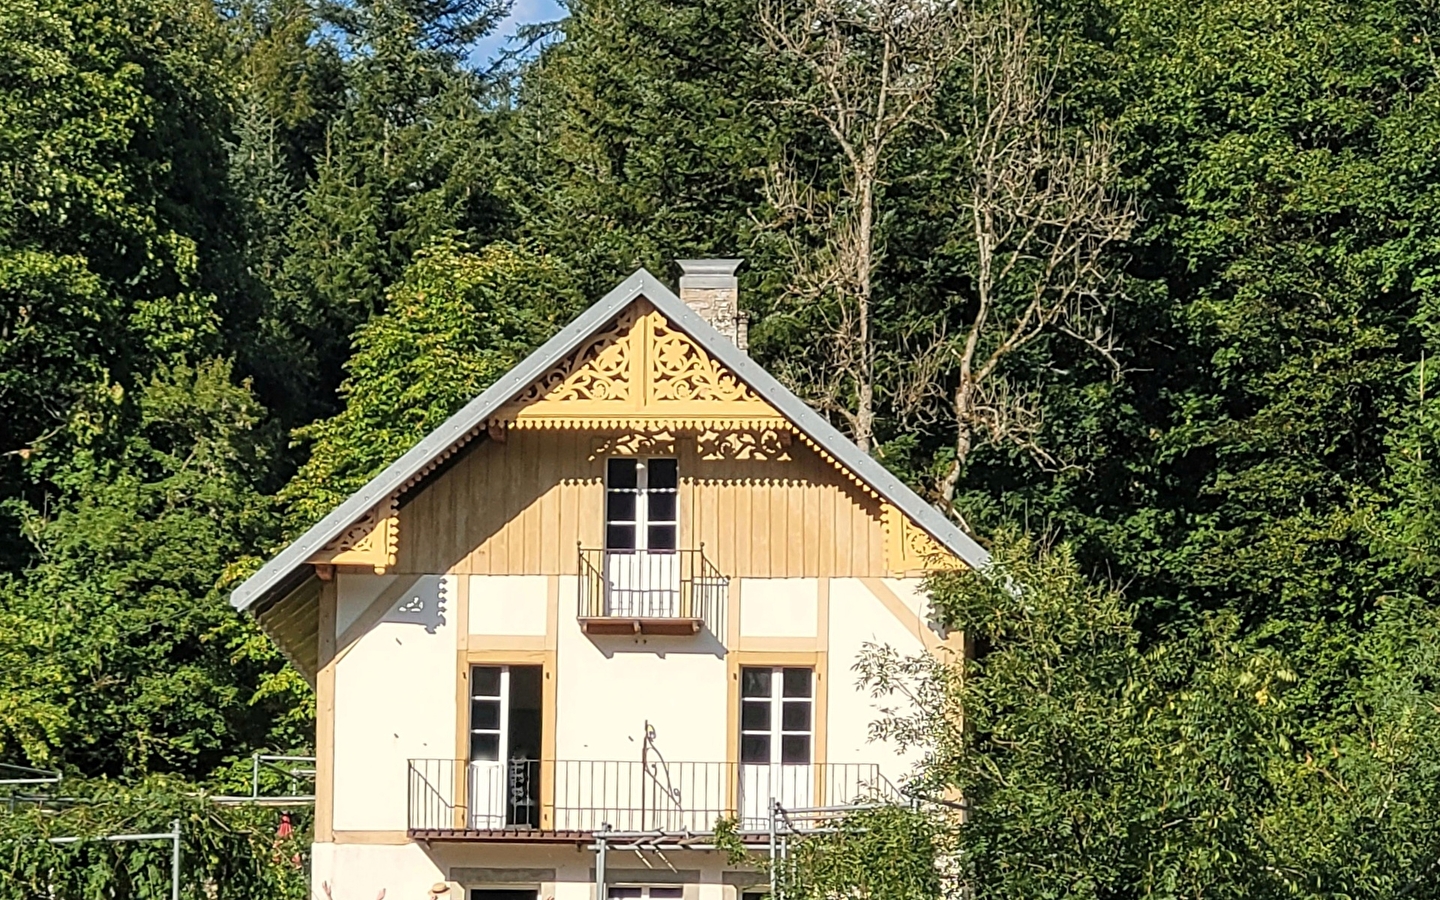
[4,0,1440,892]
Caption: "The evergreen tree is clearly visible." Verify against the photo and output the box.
[500,0,780,292]
[278,0,515,406]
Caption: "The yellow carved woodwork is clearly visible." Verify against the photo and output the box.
[308,494,398,573]
[588,432,679,460]
[489,299,785,430]
[882,503,962,575]
[696,427,793,461]
[508,306,636,408]
[649,316,752,403]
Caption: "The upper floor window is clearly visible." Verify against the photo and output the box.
[606,458,678,551]
[740,666,813,765]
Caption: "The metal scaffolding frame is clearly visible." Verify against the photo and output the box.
[578,724,913,899]
[46,820,183,900]
[0,762,62,787]
[2,780,181,900]
[211,752,316,806]
[588,795,907,900]
[1,762,64,813]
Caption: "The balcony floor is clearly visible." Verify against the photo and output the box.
[408,827,779,845]
[409,827,596,844]
[577,616,702,635]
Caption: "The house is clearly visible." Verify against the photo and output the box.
[231,260,987,900]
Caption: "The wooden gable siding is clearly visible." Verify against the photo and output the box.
[392,427,887,578]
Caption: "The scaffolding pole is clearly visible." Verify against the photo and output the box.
[768,800,778,900]
[0,763,62,787]
[48,819,182,900]
[596,824,609,900]
[250,753,316,801]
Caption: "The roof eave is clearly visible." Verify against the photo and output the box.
[230,270,661,612]
[231,267,988,614]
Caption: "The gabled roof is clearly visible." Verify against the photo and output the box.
[231,269,989,613]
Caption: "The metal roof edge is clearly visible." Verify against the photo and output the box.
[230,270,658,612]
[232,266,987,613]
[633,282,991,571]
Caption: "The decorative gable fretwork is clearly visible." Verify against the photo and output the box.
[307,494,398,573]
[489,300,785,431]
[510,306,637,407]
[696,427,793,461]
[882,503,962,575]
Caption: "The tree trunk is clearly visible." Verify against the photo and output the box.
[939,375,975,507]
[852,158,877,453]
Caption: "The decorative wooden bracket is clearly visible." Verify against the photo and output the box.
[882,504,963,575]
[307,494,399,574]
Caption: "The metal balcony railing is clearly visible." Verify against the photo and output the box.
[407,759,903,835]
[577,547,728,636]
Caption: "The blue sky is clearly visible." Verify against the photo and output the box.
[468,0,567,68]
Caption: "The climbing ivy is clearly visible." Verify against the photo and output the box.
[0,778,309,900]
[714,805,942,900]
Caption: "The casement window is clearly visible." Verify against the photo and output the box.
[740,667,813,765]
[738,666,816,825]
[608,888,683,900]
[468,665,542,827]
[602,457,681,617]
[605,458,678,552]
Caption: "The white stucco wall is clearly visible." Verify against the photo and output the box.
[312,842,446,900]
[332,573,458,832]
[881,577,944,634]
[336,573,395,638]
[554,576,729,763]
[314,842,750,900]
[470,574,548,636]
[824,578,927,784]
[738,578,817,638]
[324,570,935,880]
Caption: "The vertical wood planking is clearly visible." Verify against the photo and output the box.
[804,478,822,576]
[787,476,804,577]
[395,429,888,577]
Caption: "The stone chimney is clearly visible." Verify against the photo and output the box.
[677,259,748,350]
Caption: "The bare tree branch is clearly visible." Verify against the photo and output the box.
[918,0,1136,512]
[759,0,967,453]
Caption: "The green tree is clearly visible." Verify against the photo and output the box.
[500,0,779,293]
[0,361,302,776]
[848,534,1440,898]
[0,777,309,900]
[224,0,346,424]
[0,0,252,567]
[278,0,514,402]
[282,239,582,528]
[718,805,941,900]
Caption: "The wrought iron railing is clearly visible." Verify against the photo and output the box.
[407,759,902,833]
[577,546,727,636]
[407,758,542,832]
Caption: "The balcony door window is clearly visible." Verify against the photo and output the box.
[739,667,814,826]
[605,457,678,551]
[468,665,541,829]
[604,458,679,616]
